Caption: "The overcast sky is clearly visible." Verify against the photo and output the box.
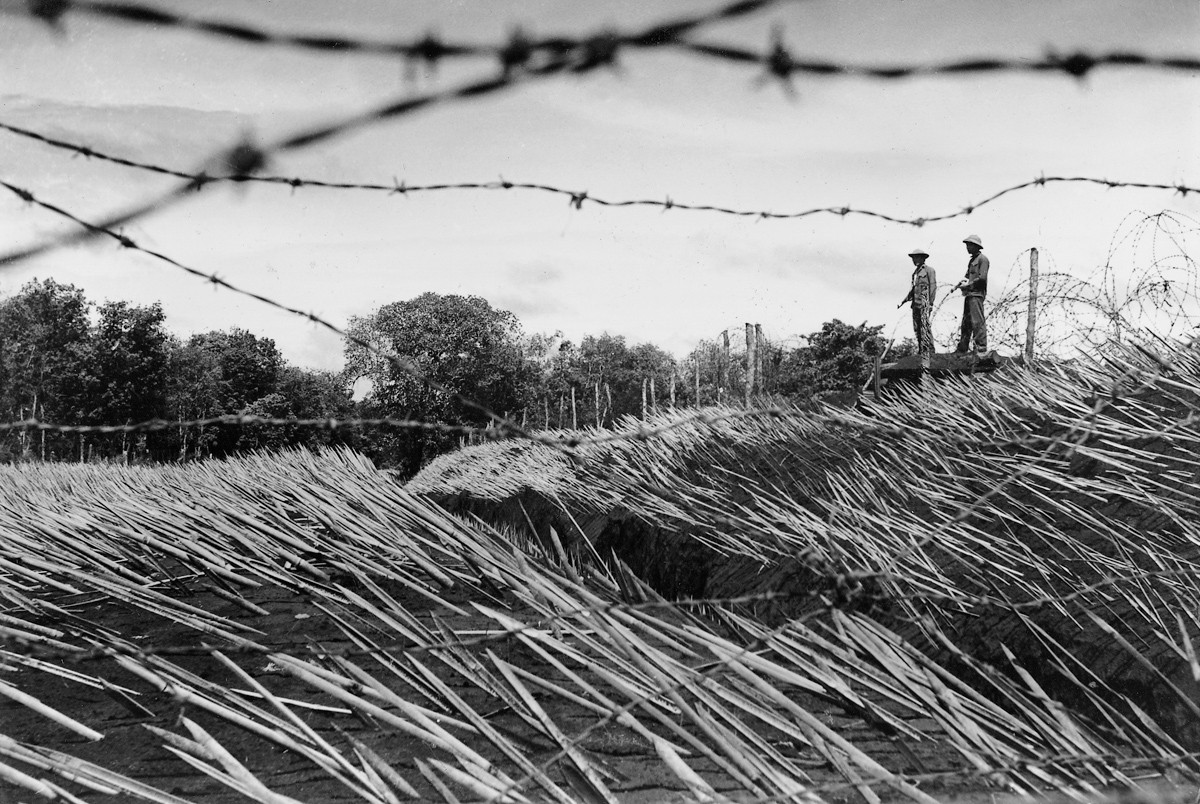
[1,0,1198,370]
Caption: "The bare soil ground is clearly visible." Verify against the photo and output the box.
[2,576,987,804]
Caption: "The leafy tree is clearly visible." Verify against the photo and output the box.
[83,301,171,422]
[0,281,359,463]
[189,328,283,412]
[273,366,354,451]
[526,333,679,428]
[72,300,172,459]
[622,340,677,417]
[680,332,791,406]
[172,329,286,457]
[0,279,92,459]
[234,392,294,453]
[344,293,533,474]
[165,339,223,460]
[777,319,887,404]
[277,366,351,422]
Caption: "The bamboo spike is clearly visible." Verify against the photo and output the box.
[272,654,483,764]
[415,756,462,804]
[0,758,58,799]
[160,745,263,801]
[405,657,577,804]
[180,717,309,804]
[0,733,193,804]
[337,729,421,800]
[490,656,619,804]
[0,678,104,741]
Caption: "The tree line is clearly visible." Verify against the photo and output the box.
[0,279,907,474]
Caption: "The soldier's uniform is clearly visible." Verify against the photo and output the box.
[955,235,989,354]
[901,248,937,359]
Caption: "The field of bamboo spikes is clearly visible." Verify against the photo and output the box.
[3,338,1200,803]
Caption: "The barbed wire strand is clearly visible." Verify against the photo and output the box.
[4,375,1200,455]
[3,119,1195,227]
[27,0,776,70]
[22,0,1200,81]
[5,6,1200,268]
[0,0,783,269]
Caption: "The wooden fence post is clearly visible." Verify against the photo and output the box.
[720,329,730,404]
[754,323,764,395]
[873,347,883,397]
[570,386,577,429]
[641,378,648,419]
[744,323,756,405]
[1026,247,1039,363]
[669,371,676,408]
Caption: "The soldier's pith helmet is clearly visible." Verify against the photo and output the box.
[963,235,984,247]
[907,247,929,257]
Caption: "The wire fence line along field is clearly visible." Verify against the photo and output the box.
[4,119,1197,227]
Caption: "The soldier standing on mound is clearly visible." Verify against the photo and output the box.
[954,234,989,355]
[898,247,937,362]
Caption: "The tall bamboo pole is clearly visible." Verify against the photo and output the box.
[1026,248,1039,363]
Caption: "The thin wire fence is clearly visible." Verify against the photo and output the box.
[5,119,1195,225]
[21,0,1200,80]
